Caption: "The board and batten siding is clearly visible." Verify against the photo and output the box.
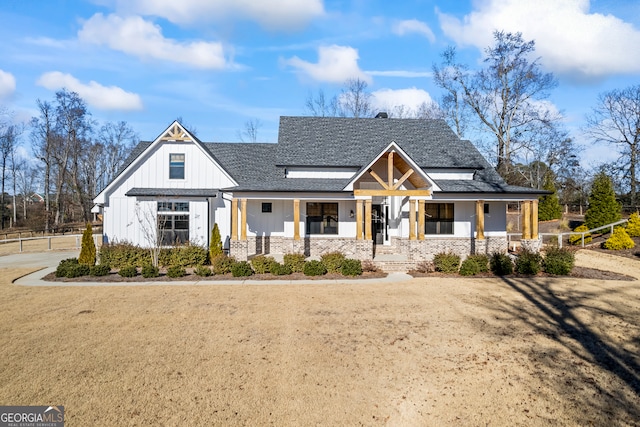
[101,141,236,247]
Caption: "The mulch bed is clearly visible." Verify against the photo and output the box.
[408,266,635,281]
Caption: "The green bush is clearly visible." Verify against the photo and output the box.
[164,244,208,268]
[433,252,460,273]
[320,251,346,274]
[118,265,138,278]
[585,172,621,229]
[459,255,489,276]
[538,175,563,221]
[603,227,635,250]
[284,253,306,273]
[209,223,223,261]
[64,264,90,278]
[269,262,292,276]
[78,223,96,266]
[194,265,212,277]
[626,212,640,237]
[211,255,236,275]
[303,260,327,276]
[141,264,160,278]
[569,224,592,245]
[543,247,575,275]
[340,259,362,276]
[99,242,150,268]
[251,255,275,274]
[90,264,111,277]
[231,261,254,277]
[166,265,186,278]
[56,258,79,278]
[490,252,513,275]
[515,250,542,275]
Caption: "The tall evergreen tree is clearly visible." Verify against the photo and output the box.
[585,172,621,229]
[78,222,96,266]
[209,223,223,261]
[538,175,562,221]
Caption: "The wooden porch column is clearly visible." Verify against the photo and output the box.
[531,199,539,239]
[356,200,363,240]
[240,198,247,240]
[522,201,531,240]
[364,199,372,240]
[293,199,300,241]
[231,198,238,241]
[476,200,485,240]
[409,199,416,241]
[417,200,425,241]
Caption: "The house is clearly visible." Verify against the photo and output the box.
[93,116,545,269]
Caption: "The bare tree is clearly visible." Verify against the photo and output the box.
[432,47,473,137]
[238,118,262,142]
[585,84,640,206]
[96,121,137,192]
[433,32,560,182]
[15,161,38,221]
[339,78,374,118]
[0,122,19,229]
[31,99,56,232]
[305,89,340,117]
[135,201,162,267]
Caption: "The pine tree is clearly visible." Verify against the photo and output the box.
[538,175,562,221]
[585,172,621,229]
[78,222,96,266]
[209,223,223,262]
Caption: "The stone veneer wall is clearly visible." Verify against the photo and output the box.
[474,237,509,255]
[520,238,542,253]
[233,237,374,260]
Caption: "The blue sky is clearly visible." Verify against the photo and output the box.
[1,0,640,167]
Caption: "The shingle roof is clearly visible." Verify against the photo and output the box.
[114,116,546,195]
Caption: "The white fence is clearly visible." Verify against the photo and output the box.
[508,219,629,249]
[0,233,102,253]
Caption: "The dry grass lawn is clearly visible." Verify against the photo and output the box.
[0,252,639,426]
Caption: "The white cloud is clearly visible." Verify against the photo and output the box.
[285,45,371,84]
[437,0,640,78]
[102,0,324,30]
[36,71,143,111]
[0,70,16,99]
[392,19,436,43]
[368,70,432,78]
[78,13,231,70]
[371,87,434,112]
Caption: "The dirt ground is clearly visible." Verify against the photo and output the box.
[0,251,639,426]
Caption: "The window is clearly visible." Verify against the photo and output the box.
[306,203,338,235]
[169,153,185,179]
[484,203,490,214]
[262,203,272,213]
[158,202,189,244]
[425,203,454,235]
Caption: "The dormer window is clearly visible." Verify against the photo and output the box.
[169,153,185,179]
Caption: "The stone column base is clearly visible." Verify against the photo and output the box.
[521,238,542,253]
[230,240,249,261]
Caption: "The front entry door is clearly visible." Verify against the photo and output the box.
[372,204,387,244]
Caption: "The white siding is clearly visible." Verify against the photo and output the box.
[286,167,358,179]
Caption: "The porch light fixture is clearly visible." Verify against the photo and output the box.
[349,210,355,218]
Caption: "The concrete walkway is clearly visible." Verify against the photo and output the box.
[2,250,413,286]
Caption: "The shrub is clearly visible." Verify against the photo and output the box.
[603,227,635,250]
[626,212,640,237]
[543,247,575,275]
[90,264,111,277]
[166,244,208,268]
[459,255,489,276]
[303,260,327,276]
[56,258,79,278]
[269,262,292,276]
[320,251,346,274]
[251,255,275,274]
[340,259,362,276]
[64,264,90,278]
[361,260,379,273]
[231,261,254,277]
[414,261,434,273]
[209,223,223,261]
[118,265,138,278]
[78,223,96,266]
[284,253,306,273]
[433,252,460,273]
[538,175,563,221]
[166,265,186,278]
[141,264,160,278]
[490,252,513,276]
[515,250,542,275]
[99,242,150,268]
[194,265,212,277]
[585,172,621,229]
[211,255,236,275]
[569,224,592,245]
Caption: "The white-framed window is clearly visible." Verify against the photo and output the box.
[158,201,189,244]
[169,153,185,179]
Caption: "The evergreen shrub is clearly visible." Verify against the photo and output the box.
[209,223,223,261]
[515,250,542,275]
[90,264,111,277]
[490,252,513,275]
[118,266,138,278]
[320,252,346,273]
[166,265,186,278]
[569,225,592,245]
[56,258,79,278]
[284,253,306,273]
[433,252,460,273]
[212,255,235,275]
[141,264,159,278]
[603,227,635,250]
[78,223,96,266]
[99,242,150,268]
[543,247,575,275]
[585,172,621,229]
[459,255,489,276]
[340,259,362,276]
[269,262,292,276]
[626,212,640,237]
[251,255,275,274]
[194,265,212,277]
[231,261,254,277]
[303,260,327,276]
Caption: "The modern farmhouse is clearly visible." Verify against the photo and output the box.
[93,116,545,267]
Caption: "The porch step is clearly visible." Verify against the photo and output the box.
[372,260,417,273]
[374,246,400,255]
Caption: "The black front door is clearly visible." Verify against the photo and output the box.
[372,204,385,244]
